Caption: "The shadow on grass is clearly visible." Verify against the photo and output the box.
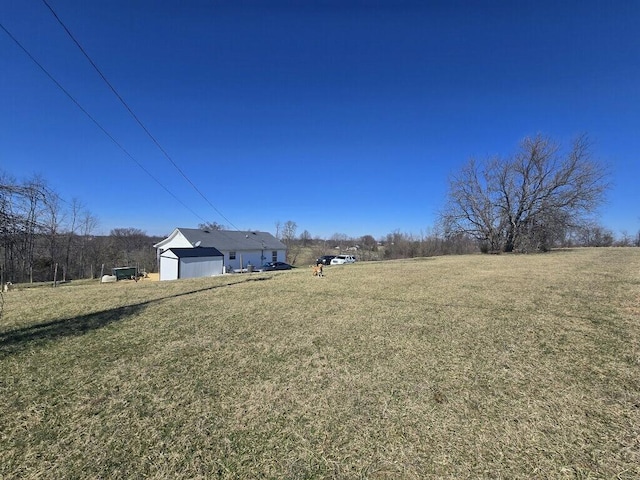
[0,276,271,357]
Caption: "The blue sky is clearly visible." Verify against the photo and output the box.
[2,1,638,239]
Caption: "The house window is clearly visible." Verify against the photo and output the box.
[272,251,277,262]
[229,251,236,260]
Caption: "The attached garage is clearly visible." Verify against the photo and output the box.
[159,247,224,281]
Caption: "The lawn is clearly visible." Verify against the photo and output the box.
[1,248,639,479]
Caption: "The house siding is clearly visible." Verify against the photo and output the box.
[224,250,284,271]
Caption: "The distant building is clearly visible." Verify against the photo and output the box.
[153,228,286,280]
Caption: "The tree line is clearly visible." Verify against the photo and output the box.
[0,172,160,284]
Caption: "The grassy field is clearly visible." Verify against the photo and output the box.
[1,248,639,479]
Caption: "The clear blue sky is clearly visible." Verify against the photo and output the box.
[2,1,638,239]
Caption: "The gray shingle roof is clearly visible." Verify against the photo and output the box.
[177,228,286,251]
[164,247,223,258]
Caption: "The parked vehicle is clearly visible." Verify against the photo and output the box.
[316,255,336,265]
[330,255,356,265]
[259,261,292,271]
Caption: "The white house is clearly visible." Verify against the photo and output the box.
[159,247,224,281]
[154,228,287,280]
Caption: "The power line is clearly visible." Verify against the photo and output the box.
[0,21,208,225]
[2,31,270,257]
[40,1,271,249]
[41,0,243,233]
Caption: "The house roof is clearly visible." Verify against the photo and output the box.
[163,247,223,258]
[156,228,286,251]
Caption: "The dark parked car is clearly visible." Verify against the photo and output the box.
[316,255,336,265]
[260,261,292,271]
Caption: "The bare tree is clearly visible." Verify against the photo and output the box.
[20,177,48,281]
[614,231,633,247]
[0,173,18,282]
[198,221,224,231]
[60,198,94,281]
[0,174,52,282]
[358,234,378,260]
[384,231,419,259]
[42,190,64,281]
[441,134,609,252]
[280,220,298,263]
[0,170,104,282]
[109,228,152,268]
[330,233,349,251]
[571,222,614,247]
[280,221,297,244]
[299,229,312,247]
[77,209,98,278]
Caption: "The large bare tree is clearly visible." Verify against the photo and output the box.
[441,135,609,252]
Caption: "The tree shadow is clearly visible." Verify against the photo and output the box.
[0,303,148,357]
[0,276,271,357]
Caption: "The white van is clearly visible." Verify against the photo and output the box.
[330,254,356,265]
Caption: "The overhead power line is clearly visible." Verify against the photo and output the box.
[0,21,208,225]
[41,0,243,233]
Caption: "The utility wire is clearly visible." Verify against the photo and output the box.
[42,0,243,233]
[0,21,208,225]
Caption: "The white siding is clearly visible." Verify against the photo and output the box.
[156,231,194,279]
[222,249,287,270]
[180,257,223,278]
[158,232,193,251]
[159,253,179,281]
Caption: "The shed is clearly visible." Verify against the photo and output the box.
[159,247,224,281]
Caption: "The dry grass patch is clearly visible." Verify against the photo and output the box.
[1,249,639,478]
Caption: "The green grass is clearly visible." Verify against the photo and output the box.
[1,248,639,479]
